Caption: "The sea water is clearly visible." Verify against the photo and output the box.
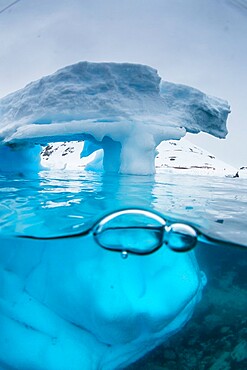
[0,170,246,369]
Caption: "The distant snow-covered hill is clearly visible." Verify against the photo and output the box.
[155,139,238,176]
[41,139,239,177]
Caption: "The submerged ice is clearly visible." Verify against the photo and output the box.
[0,172,207,369]
[0,233,206,369]
[0,62,230,174]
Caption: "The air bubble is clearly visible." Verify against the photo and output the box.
[165,223,197,252]
[121,250,128,259]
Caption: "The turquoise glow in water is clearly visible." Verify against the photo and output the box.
[0,170,246,369]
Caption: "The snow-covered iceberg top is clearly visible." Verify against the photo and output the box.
[0,62,230,174]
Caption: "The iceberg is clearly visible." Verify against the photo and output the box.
[0,62,228,369]
[0,62,230,175]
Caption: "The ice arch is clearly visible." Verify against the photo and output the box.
[0,62,230,175]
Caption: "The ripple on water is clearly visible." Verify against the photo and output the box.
[0,170,246,247]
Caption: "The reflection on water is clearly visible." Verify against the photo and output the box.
[0,169,247,369]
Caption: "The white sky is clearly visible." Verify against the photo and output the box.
[0,0,246,167]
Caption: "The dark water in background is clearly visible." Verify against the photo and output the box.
[128,244,247,370]
[0,170,246,369]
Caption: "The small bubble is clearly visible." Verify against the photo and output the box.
[121,250,128,259]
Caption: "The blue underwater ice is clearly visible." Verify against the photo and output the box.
[0,171,205,369]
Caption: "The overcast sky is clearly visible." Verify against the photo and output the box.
[0,0,246,167]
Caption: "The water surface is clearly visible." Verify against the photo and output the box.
[0,170,246,369]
